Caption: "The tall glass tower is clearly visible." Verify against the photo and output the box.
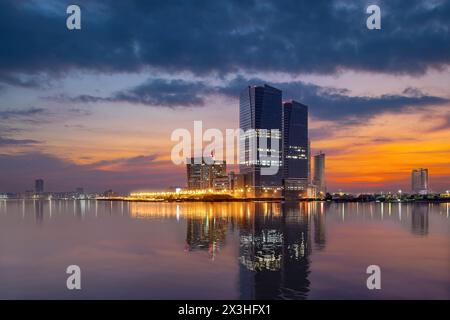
[282,101,309,198]
[239,85,282,196]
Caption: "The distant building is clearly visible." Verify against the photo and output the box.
[186,157,226,189]
[306,185,318,199]
[282,100,309,199]
[228,171,245,192]
[440,191,450,198]
[313,152,326,194]
[166,186,183,192]
[34,179,44,193]
[212,177,230,191]
[239,85,283,197]
[103,189,117,197]
[411,168,429,194]
[75,187,84,194]
[187,157,208,189]
[210,160,226,182]
[307,139,311,183]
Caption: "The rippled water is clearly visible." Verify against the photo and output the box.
[0,200,448,299]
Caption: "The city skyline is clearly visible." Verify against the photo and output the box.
[0,78,447,195]
[0,1,449,193]
[0,1,449,303]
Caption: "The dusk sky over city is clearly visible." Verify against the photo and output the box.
[0,0,449,193]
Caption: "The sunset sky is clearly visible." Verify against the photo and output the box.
[0,0,449,193]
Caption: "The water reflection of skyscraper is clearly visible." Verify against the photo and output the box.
[74,200,83,220]
[239,202,312,299]
[279,202,311,299]
[34,200,44,224]
[411,204,429,236]
[185,216,228,259]
[313,202,327,250]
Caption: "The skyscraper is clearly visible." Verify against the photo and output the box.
[411,168,429,194]
[307,139,311,183]
[313,152,326,194]
[282,101,309,198]
[34,179,44,193]
[239,85,283,196]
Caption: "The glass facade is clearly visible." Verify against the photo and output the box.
[239,85,283,195]
[282,101,309,180]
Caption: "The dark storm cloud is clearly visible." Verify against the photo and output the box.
[0,0,449,81]
[0,107,92,127]
[112,79,207,107]
[60,76,449,120]
[0,74,50,89]
[268,80,449,120]
[93,154,159,167]
[58,79,209,107]
[0,137,41,146]
[0,107,47,120]
[0,107,56,127]
[231,78,449,121]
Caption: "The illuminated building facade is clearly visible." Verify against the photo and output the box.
[212,176,230,191]
[186,157,226,189]
[282,101,309,199]
[239,85,283,197]
[228,171,246,192]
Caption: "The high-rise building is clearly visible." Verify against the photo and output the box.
[411,168,429,194]
[282,101,309,198]
[239,85,283,196]
[228,171,246,192]
[75,187,84,194]
[34,179,44,193]
[313,152,326,194]
[307,139,311,183]
[186,157,226,189]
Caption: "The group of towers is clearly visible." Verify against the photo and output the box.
[185,84,326,199]
[239,84,325,199]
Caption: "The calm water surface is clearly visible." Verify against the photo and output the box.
[0,200,449,299]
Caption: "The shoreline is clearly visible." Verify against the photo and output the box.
[96,198,450,203]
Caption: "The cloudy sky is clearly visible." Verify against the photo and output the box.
[0,0,449,193]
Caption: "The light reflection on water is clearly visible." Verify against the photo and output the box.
[0,200,448,299]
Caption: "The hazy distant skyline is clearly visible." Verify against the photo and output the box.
[0,0,449,193]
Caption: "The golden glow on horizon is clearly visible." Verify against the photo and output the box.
[312,105,450,189]
[2,96,449,191]
[129,202,282,219]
